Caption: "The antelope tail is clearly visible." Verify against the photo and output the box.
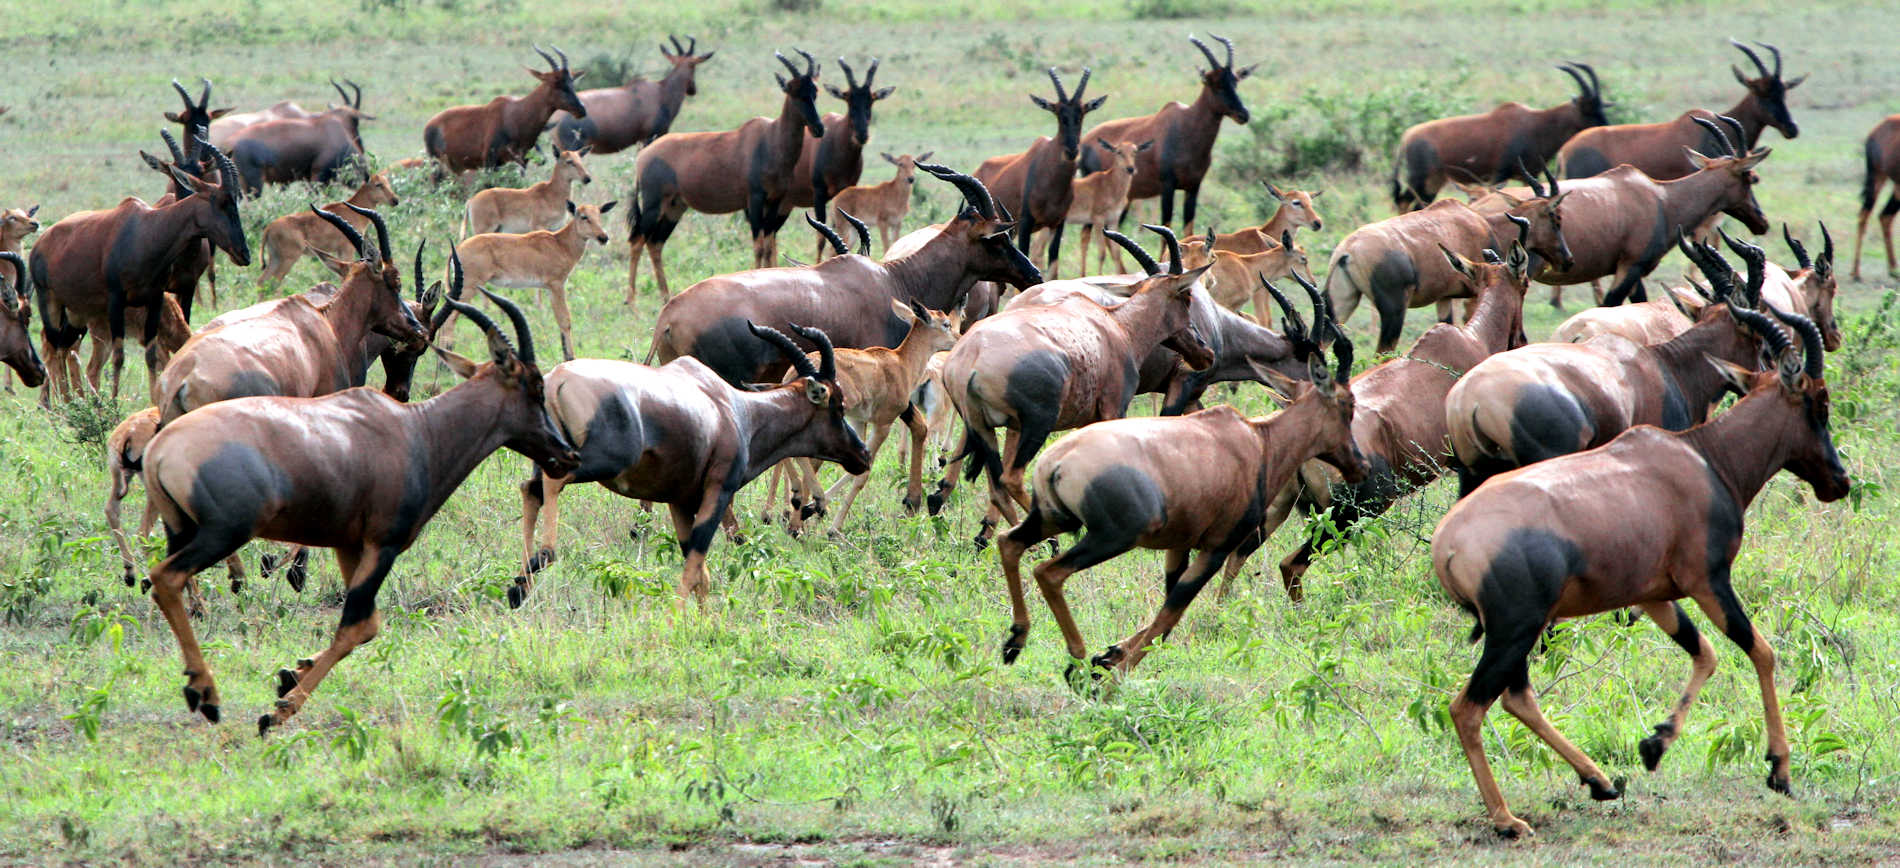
[1863,136,1884,213]
[642,327,663,366]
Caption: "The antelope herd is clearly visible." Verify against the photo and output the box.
[7,31,1890,840]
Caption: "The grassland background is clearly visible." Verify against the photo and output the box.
[2,0,1899,863]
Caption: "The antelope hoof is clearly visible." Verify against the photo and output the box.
[1639,723,1674,770]
[507,578,529,610]
[527,547,556,573]
[182,685,203,713]
[926,486,949,516]
[1090,645,1126,671]
[1062,659,1107,694]
[229,576,243,595]
[275,668,299,698]
[799,500,824,521]
[901,494,921,515]
[259,553,280,577]
[140,577,153,593]
[1765,754,1790,795]
[257,714,277,737]
[285,558,308,593]
[200,703,221,724]
[1582,774,1623,801]
[1494,816,1534,839]
[121,565,137,588]
[1001,624,1028,664]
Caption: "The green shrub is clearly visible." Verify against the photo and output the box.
[1219,69,1472,183]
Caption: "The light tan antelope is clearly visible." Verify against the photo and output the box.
[826,150,931,254]
[460,146,594,237]
[452,199,616,361]
[1060,138,1150,274]
[1181,229,1314,326]
[256,172,401,285]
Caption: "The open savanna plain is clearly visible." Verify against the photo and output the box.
[2,0,1899,863]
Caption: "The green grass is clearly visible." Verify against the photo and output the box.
[3,0,1900,863]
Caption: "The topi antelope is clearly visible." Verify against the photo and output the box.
[1430,305,1846,838]
[1233,243,1532,601]
[1445,235,1775,496]
[1559,40,1801,180]
[995,286,1363,681]
[155,206,431,426]
[225,79,371,192]
[773,301,961,535]
[552,35,714,154]
[257,172,401,284]
[780,56,896,261]
[1551,283,1708,345]
[1761,222,1838,351]
[31,135,249,404]
[826,150,932,254]
[1060,138,1150,275]
[935,225,1213,547]
[423,46,586,174]
[1077,34,1253,233]
[1853,114,1900,279]
[649,165,1039,387]
[450,199,615,362]
[461,145,593,237]
[164,78,230,168]
[974,66,1108,278]
[627,49,825,299]
[141,283,578,734]
[1327,186,1568,353]
[208,97,318,151]
[1392,63,1608,211]
[514,323,869,606]
[1532,117,1771,307]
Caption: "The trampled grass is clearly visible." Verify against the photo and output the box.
[2,1,1898,863]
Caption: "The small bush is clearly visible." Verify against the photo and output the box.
[577,52,638,88]
[765,0,821,11]
[1219,69,1472,183]
[1126,0,1237,18]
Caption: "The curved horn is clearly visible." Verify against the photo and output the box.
[1768,306,1824,378]
[1718,227,1767,306]
[443,296,514,360]
[197,77,211,109]
[533,44,558,70]
[1519,158,1546,197]
[1102,230,1160,276]
[775,51,802,78]
[1289,268,1335,345]
[413,238,428,300]
[1073,67,1092,100]
[1678,231,1735,301]
[667,34,686,55]
[434,243,467,336]
[196,138,240,194]
[159,129,187,167]
[916,163,997,220]
[789,323,836,380]
[553,46,570,70]
[838,57,858,90]
[170,78,193,109]
[1141,223,1181,274]
[1187,35,1221,70]
[1045,67,1067,103]
[1259,277,1309,347]
[1730,38,1770,79]
[1690,115,1736,156]
[797,48,817,77]
[1781,223,1811,270]
[1819,221,1834,272]
[1556,63,1591,99]
[479,288,537,366]
[1756,41,1783,79]
[332,77,351,105]
[343,202,390,264]
[1506,213,1530,245]
[348,79,363,109]
[837,208,871,256]
[1732,304,1794,362]
[1718,115,1747,152]
[0,251,24,307]
[749,322,819,380]
[1571,61,1601,97]
[863,57,878,87]
[1332,328,1354,382]
[310,204,367,257]
[806,212,847,257]
[1211,33,1235,68]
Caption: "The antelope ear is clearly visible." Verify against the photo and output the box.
[825,84,850,100]
[891,298,916,322]
[1548,191,1570,209]
[805,380,830,405]
[569,70,587,83]
[599,200,617,214]
[1705,354,1753,395]
[1306,354,1332,388]
[1254,367,1296,406]
[1737,148,1771,170]
[1784,74,1807,90]
[881,151,898,166]
[312,248,351,271]
[1029,94,1057,112]
[872,87,895,101]
[1507,241,1531,281]
[163,110,185,123]
[1136,140,1154,152]
[1683,147,1712,170]
[916,151,933,162]
[1438,243,1475,279]
[1173,264,1212,294]
[433,344,481,379]
[1308,189,1323,198]
[566,199,577,214]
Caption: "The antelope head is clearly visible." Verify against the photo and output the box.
[1730,39,1803,139]
[918,163,1043,288]
[774,48,825,137]
[530,45,588,118]
[828,57,894,148]
[661,34,715,96]
[1188,34,1255,124]
[1030,66,1109,160]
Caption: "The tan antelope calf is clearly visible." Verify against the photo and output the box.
[257,172,401,284]
[460,146,593,237]
[452,199,615,361]
[1059,138,1149,274]
[1180,228,1314,326]
[1213,181,1327,252]
[777,300,962,535]
[826,150,931,254]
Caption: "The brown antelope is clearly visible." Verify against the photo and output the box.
[1229,244,1532,601]
[140,288,579,734]
[226,79,371,192]
[1217,181,1328,252]
[1853,114,1900,279]
[1430,307,1846,838]
[0,207,41,390]
[460,146,593,237]
[995,291,1363,680]
[0,252,47,388]
[31,136,249,404]
[936,227,1214,547]
[1551,284,1707,345]
[164,79,230,168]
[1181,228,1314,327]
[1327,190,1569,353]
[1061,139,1150,274]
[452,199,615,362]
[1445,236,1773,496]
[1077,35,1254,232]
[1392,63,1608,211]
[514,324,869,606]
[1762,222,1838,350]
[775,301,961,535]
[208,96,321,151]
[1534,119,1771,307]
[552,35,714,154]
[106,408,166,588]
[779,57,897,261]
[975,67,1108,278]
[1558,41,1801,180]
[627,49,824,299]
[826,151,932,254]
[649,165,1039,386]
[256,172,401,284]
[423,46,586,174]
[156,206,430,425]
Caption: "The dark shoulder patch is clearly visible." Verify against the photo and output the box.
[1003,348,1070,427]
[1476,527,1584,632]
[1075,464,1166,544]
[1508,384,1592,464]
